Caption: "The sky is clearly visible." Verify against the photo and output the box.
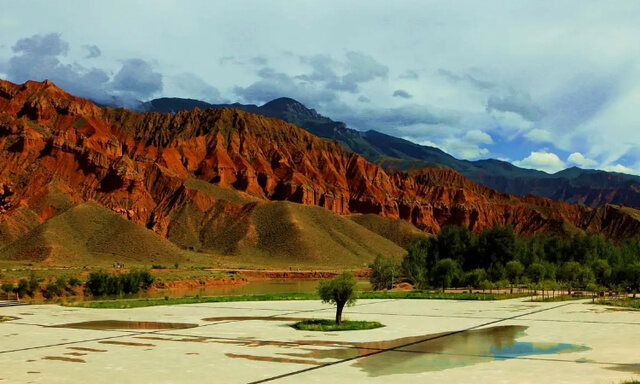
[1,1,639,175]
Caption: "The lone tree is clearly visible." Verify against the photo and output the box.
[318,272,357,325]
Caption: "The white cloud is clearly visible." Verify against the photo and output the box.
[514,151,566,174]
[603,164,636,174]
[567,152,597,168]
[463,129,493,144]
[524,128,553,143]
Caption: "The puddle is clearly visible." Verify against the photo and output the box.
[42,356,86,363]
[225,325,590,376]
[51,320,198,330]
[202,316,309,322]
[99,340,155,347]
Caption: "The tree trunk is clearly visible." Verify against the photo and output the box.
[336,302,345,325]
[510,285,513,294]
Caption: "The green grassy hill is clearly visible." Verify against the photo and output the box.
[0,183,413,269]
[166,180,409,269]
[348,213,427,248]
[0,202,189,266]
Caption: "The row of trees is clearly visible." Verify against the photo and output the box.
[85,271,154,296]
[1,274,82,300]
[390,225,640,295]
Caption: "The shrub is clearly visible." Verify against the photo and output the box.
[15,279,29,298]
[42,282,62,300]
[68,277,81,287]
[1,282,15,298]
[85,271,155,297]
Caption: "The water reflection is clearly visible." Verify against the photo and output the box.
[224,325,590,376]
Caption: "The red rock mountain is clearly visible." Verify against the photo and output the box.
[0,79,638,257]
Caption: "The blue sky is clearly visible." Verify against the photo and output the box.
[1,1,639,175]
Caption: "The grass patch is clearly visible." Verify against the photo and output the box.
[0,316,17,322]
[64,292,319,309]
[594,298,640,310]
[63,290,527,309]
[358,290,530,300]
[530,294,588,302]
[293,319,383,331]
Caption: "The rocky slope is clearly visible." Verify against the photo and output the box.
[145,97,640,209]
[0,79,638,265]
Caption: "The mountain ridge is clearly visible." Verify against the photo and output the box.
[1,79,639,266]
[142,96,640,209]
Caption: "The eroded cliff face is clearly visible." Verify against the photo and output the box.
[0,79,638,250]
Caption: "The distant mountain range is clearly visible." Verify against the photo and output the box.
[143,97,640,209]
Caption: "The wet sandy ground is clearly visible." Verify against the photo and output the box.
[0,298,638,384]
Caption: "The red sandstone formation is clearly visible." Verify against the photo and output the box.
[0,79,638,253]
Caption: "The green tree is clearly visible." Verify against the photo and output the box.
[436,225,476,269]
[476,225,517,270]
[1,282,15,299]
[464,268,487,291]
[401,239,431,289]
[505,260,525,293]
[626,263,640,298]
[526,263,545,286]
[558,261,581,295]
[15,279,28,298]
[592,259,612,287]
[369,254,397,290]
[432,258,460,292]
[318,272,358,325]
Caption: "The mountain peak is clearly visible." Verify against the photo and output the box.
[261,97,320,118]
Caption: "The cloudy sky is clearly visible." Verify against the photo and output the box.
[1,1,639,174]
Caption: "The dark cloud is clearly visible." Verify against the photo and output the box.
[438,68,494,90]
[486,90,544,122]
[357,95,371,103]
[297,54,338,83]
[393,89,412,99]
[13,33,68,56]
[236,52,388,106]
[337,104,458,134]
[169,73,223,103]
[4,33,161,107]
[327,52,388,93]
[249,56,268,66]
[7,33,111,101]
[234,67,336,105]
[82,44,101,58]
[111,58,163,99]
[399,70,419,79]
